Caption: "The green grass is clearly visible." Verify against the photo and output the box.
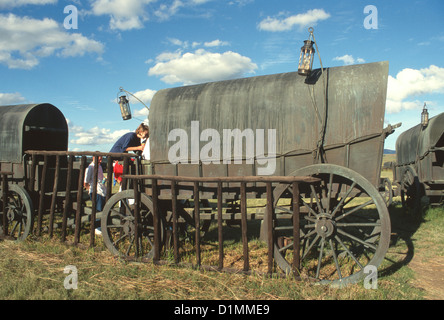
[1,156,442,300]
[1,204,442,300]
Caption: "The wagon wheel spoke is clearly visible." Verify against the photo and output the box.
[272,164,390,286]
[335,235,364,269]
[326,173,334,214]
[1,185,33,241]
[101,190,165,260]
[335,199,374,222]
[336,228,378,251]
[330,182,357,218]
[113,231,129,246]
[315,237,325,279]
[301,233,320,260]
[329,239,342,280]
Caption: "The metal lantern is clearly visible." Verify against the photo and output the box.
[117,87,150,121]
[298,39,315,76]
[421,102,429,127]
[118,94,132,121]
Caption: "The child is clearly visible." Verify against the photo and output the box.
[109,123,149,183]
[110,123,149,154]
[84,154,106,234]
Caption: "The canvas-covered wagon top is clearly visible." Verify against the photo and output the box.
[0,103,68,164]
[149,61,389,183]
[396,112,444,166]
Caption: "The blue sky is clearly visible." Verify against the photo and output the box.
[1,0,443,152]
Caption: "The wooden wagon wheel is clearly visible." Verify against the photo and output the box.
[379,177,393,207]
[0,184,34,241]
[101,190,165,259]
[400,165,423,216]
[270,164,391,286]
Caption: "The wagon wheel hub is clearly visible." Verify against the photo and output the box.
[315,218,335,238]
[6,208,17,221]
[122,219,135,236]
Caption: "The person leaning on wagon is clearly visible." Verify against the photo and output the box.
[109,123,149,184]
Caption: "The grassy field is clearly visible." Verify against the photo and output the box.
[0,156,443,301]
[1,205,443,300]
[1,205,442,300]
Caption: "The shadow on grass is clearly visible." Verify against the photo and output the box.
[379,202,425,278]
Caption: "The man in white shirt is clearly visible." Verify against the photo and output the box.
[84,155,106,212]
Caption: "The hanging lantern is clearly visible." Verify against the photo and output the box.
[298,39,315,76]
[421,102,429,127]
[118,93,132,121]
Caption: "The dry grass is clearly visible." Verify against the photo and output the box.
[1,155,439,300]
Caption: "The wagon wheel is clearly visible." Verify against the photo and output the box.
[101,190,165,259]
[400,166,423,216]
[379,177,393,207]
[0,184,34,241]
[174,199,212,240]
[271,164,391,286]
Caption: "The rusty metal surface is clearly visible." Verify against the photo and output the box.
[0,103,68,164]
[396,112,444,185]
[149,61,389,183]
[396,112,444,165]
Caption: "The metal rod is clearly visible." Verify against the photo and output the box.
[106,156,113,202]
[122,157,129,191]
[89,155,99,247]
[171,180,179,264]
[27,156,37,192]
[152,178,160,261]
[2,174,9,236]
[292,182,301,272]
[61,155,74,242]
[48,155,60,238]
[37,155,48,236]
[266,182,274,274]
[194,181,201,267]
[119,87,150,111]
[123,174,319,184]
[240,182,249,272]
[217,181,224,270]
[133,182,140,258]
[74,156,86,245]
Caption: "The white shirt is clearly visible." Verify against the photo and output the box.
[142,139,150,160]
[84,162,106,197]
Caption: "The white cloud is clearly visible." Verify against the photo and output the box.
[90,0,212,30]
[0,92,27,105]
[91,0,155,30]
[68,120,130,146]
[167,38,229,49]
[0,14,104,69]
[154,0,184,21]
[333,54,365,65]
[130,88,156,117]
[204,39,229,47]
[131,88,157,104]
[386,65,444,113]
[0,0,56,8]
[148,49,257,85]
[258,9,330,32]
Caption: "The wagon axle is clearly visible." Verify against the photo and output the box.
[315,217,336,238]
